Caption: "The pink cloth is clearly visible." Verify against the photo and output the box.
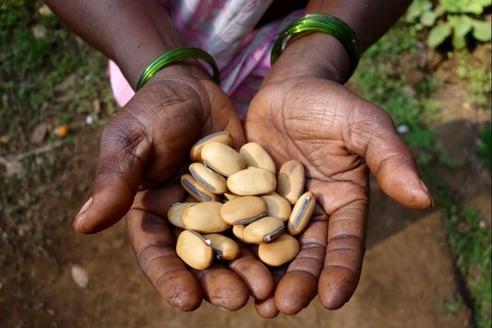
[109,1,303,119]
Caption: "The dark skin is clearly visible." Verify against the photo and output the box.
[44,0,433,318]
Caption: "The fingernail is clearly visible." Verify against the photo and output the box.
[419,179,434,208]
[73,197,93,230]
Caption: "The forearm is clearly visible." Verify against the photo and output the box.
[269,0,412,83]
[43,0,186,88]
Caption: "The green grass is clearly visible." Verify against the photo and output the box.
[351,18,491,327]
[0,1,110,156]
[0,1,113,226]
[444,205,492,328]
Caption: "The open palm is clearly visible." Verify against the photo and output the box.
[245,76,433,315]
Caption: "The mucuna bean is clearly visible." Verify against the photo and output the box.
[239,142,276,174]
[227,167,276,196]
[220,196,268,225]
[204,233,240,260]
[258,234,300,267]
[261,192,292,222]
[288,191,315,236]
[202,141,246,177]
[182,201,230,233]
[189,131,233,162]
[277,159,305,204]
[242,216,285,244]
[167,202,196,229]
[181,174,220,202]
[189,162,227,194]
[176,230,213,270]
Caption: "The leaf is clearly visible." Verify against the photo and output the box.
[449,15,472,38]
[452,33,467,49]
[420,11,436,27]
[427,22,452,48]
[471,19,492,42]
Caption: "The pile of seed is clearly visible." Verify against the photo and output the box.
[167,131,315,270]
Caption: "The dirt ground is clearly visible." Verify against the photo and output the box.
[1,46,490,327]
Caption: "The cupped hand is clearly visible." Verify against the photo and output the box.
[245,76,433,317]
[71,72,274,311]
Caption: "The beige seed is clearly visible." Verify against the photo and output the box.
[181,174,220,202]
[204,233,240,261]
[288,191,316,236]
[189,162,227,194]
[239,142,276,174]
[232,224,248,243]
[182,201,230,233]
[202,142,246,177]
[220,196,268,225]
[189,131,233,162]
[261,192,292,222]
[242,216,285,244]
[166,202,196,229]
[277,160,305,204]
[227,167,276,196]
[176,230,213,270]
[258,234,300,267]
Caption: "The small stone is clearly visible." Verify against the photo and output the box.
[71,264,89,288]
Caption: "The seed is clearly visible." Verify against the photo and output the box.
[258,234,300,267]
[176,230,213,270]
[189,162,227,194]
[288,191,315,236]
[189,131,233,162]
[202,142,246,177]
[220,196,268,225]
[227,167,276,196]
[261,192,292,222]
[277,160,305,204]
[204,233,240,260]
[182,201,230,233]
[242,216,285,244]
[181,174,220,202]
[239,142,276,174]
[167,202,196,229]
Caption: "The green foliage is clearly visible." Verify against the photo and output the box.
[405,0,491,49]
[444,205,492,328]
[477,123,492,172]
[0,0,110,156]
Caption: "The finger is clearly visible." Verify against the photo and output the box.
[73,113,151,233]
[127,206,203,311]
[228,247,275,301]
[345,106,433,209]
[255,297,279,319]
[317,199,367,309]
[193,264,250,311]
[254,264,286,318]
[274,218,326,314]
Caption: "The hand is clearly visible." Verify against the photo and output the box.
[71,71,274,311]
[245,75,433,317]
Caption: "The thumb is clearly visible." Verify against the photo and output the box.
[72,115,151,234]
[347,109,433,209]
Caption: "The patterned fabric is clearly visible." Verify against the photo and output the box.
[109,0,303,119]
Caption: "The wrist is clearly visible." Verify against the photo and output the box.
[268,13,360,84]
[268,32,352,84]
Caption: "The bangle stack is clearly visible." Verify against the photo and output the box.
[136,47,221,90]
[270,13,360,82]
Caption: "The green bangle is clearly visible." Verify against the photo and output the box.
[271,13,360,82]
[136,47,221,90]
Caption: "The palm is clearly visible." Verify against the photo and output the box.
[245,77,431,314]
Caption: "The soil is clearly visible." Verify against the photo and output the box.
[0,45,490,327]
